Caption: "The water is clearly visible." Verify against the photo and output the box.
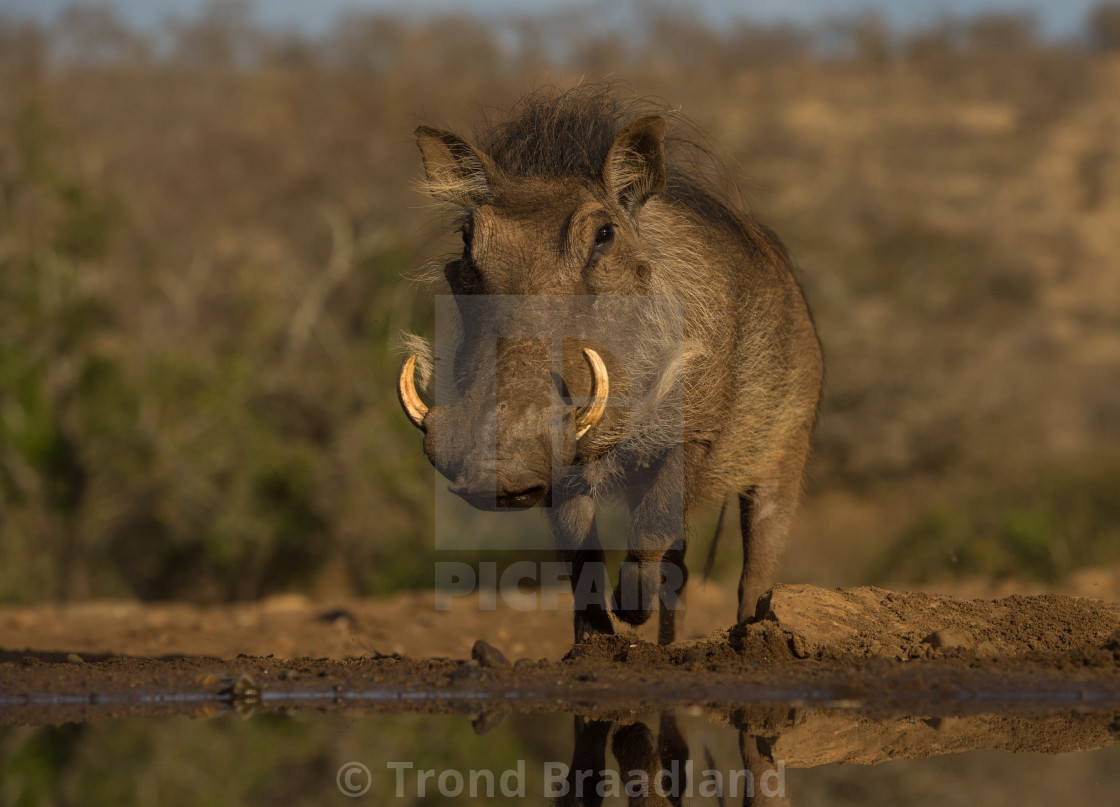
[2,701,1117,804]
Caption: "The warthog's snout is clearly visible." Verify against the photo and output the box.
[421,397,556,510]
[398,346,609,511]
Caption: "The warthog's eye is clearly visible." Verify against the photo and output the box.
[594,223,615,247]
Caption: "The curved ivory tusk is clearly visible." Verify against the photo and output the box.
[397,353,428,430]
[575,348,609,439]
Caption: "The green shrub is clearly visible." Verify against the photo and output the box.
[872,460,1120,583]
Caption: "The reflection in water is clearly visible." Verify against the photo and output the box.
[2,705,1120,803]
[554,713,787,806]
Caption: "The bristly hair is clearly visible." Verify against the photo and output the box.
[474,84,749,226]
[476,85,631,179]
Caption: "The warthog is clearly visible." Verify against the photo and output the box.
[398,87,822,644]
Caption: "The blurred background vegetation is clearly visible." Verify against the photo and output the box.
[1,0,1119,603]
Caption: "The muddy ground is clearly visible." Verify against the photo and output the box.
[3,578,1120,756]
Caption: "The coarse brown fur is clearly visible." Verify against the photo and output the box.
[401,86,823,644]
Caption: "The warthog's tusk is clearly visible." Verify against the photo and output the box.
[398,353,428,430]
[575,348,609,439]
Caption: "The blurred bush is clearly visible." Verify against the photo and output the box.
[872,459,1120,583]
[0,711,559,806]
[0,2,1118,601]
[1088,2,1120,50]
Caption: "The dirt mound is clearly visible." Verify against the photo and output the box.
[566,584,1120,669]
[753,584,1120,661]
[3,584,1120,730]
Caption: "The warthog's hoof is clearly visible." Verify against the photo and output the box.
[574,606,614,642]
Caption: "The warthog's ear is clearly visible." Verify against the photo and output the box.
[603,116,667,214]
[414,126,499,208]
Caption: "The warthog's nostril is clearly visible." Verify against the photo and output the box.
[496,485,547,509]
[448,483,548,510]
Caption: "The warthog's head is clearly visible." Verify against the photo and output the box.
[398,102,670,510]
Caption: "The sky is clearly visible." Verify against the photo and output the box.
[0,0,1108,38]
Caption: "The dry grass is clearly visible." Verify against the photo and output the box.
[1,6,1119,601]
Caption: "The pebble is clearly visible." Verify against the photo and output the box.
[231,673,260,702]
[471,709,509,735]
[922,628,975,651]
[681,648,706,665]
[471,639,511,668]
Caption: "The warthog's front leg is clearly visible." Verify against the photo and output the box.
[611,446,688,644]
[554,716,612,807]
[738,440,810,623]
[549,491,614,643]
[611,712,690,805]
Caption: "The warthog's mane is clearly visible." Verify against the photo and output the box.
[418,84,751,241]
